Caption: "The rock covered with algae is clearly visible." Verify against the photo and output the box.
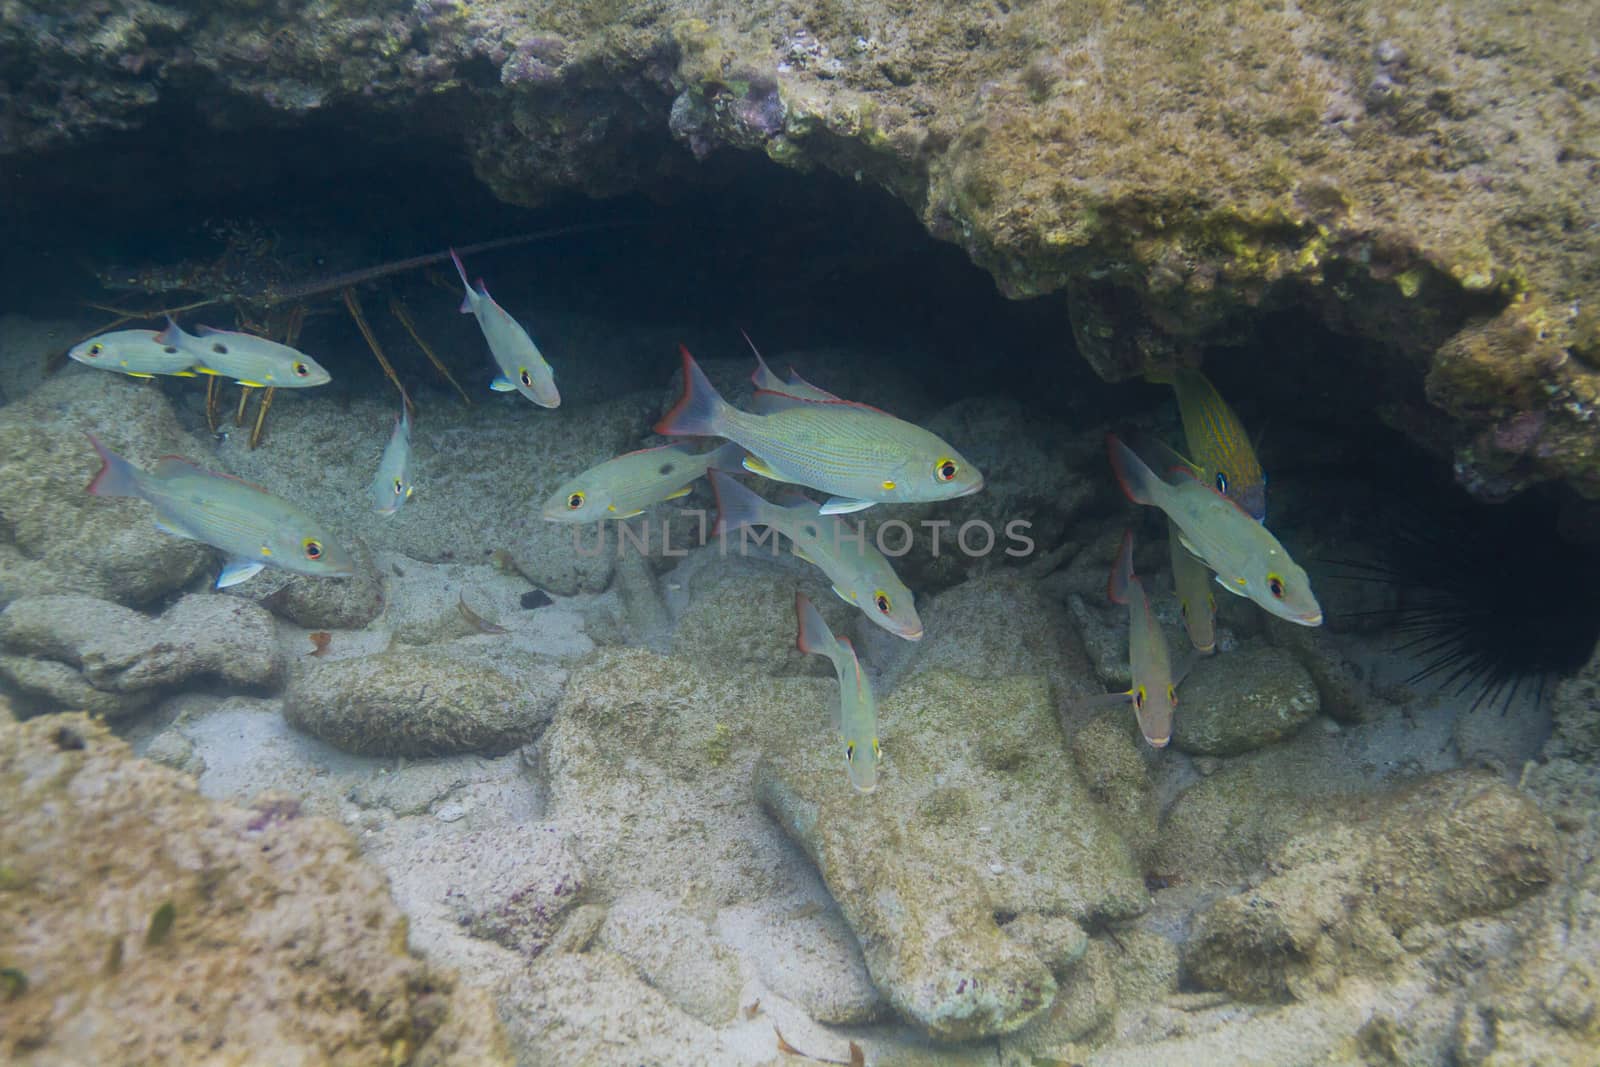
[9,1,1600,498]
[0,713,510,1066]
[755,668,1149,1041]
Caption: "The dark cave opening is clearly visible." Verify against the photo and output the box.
[0,104,1112,425]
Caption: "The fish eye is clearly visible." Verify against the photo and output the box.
[566,491,585,511]
[302,538,323,560]
[1267,573,1286,599]
[874,590,891,614]
[1134,686,1146,709]
[1215,472,1229,494]
[293,362,309,377]
[935,457,959,483]
[87,344,103,356]
[393,479,404,496]
[845,742,855,763]
[519,368,533,387]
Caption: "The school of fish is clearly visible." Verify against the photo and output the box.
[72,246,1320,783]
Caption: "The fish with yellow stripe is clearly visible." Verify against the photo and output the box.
[710,470,923,640]
[68,329,198,379]
[157,318,332,388]
[542,441,744,522]
[1147,366,1266,521]
[1168,519,1217,655]
[84,434,354,587]
[1106,433,1322,627]
[1080,531,1179,748]
[796,591,882,793]
[656,345,983,515]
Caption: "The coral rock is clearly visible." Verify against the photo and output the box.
[0,713,510,1066]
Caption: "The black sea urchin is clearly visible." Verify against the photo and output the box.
[1330,491,1600,714]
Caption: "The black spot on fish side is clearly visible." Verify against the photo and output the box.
[659,463,674,475]
[211,343,228,354]
[520,589,554,610]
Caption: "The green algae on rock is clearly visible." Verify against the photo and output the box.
[756,668,1147,1041]
[0,713,510,1066]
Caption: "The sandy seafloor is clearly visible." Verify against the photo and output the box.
[1,303,1595,1067]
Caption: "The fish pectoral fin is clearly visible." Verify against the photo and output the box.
[1075,691,1133,711]
[741,454,781,479]
[1172,648,1205,686]
[831,584,855,605]
[616,509,646,518]
[1213,573,1250,598]
[662,485,693,500]
[152,517,201,541]
[490,377,517,392]
[819,497,875,515]
[216,559,266,588]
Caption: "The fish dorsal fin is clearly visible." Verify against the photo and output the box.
[784,367,839,400]
[612,443,678,461]
[751,388,894,419]
[748,389,818,415]
[154,457,271,493]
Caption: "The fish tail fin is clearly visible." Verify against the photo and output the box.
[83,433,143,499]
[655,345,732,437]
[1107,530,1134,605]
[707,441,747,472]
[1143,367,1176,386]
[795,592,837,657]
[708,468,769,537]
[743,329,785,391]
[449,249,473,311]
[1106,433,1158,506]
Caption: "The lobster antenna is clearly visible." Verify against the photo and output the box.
[257,218,638,305]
